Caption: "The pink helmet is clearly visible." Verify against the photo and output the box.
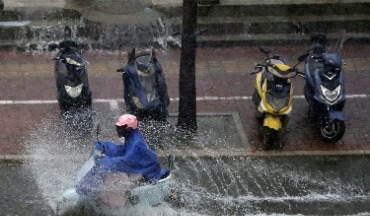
[116,114,138,129]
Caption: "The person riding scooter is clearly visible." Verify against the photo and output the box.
[75,114,169,201]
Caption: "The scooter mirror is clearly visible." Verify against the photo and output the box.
[298,53,309,62]
[48,43,58,51]
[259,46,271,55]
[168,154,175,170]
[96,124,101,142]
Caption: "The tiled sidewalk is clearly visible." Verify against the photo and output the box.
[0,44,370,157]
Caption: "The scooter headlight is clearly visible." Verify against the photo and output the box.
[320,85,341,102]
[65,84,83,98]
[65,57,84,67]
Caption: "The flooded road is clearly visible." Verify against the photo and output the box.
[174,155,370,215]
[1,162,54,215]
[2,155,370,215]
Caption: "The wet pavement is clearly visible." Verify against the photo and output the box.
[0,162,54,215]
[3,155,370,215]
[1,1,370,215]
[0,44,370,157]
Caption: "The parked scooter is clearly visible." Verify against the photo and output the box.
[299,33,346,142]
[56,126,183,215]
[53,40,92,114]
[53,40,93,136]
[251,46,305,150]
[116,48,170,122]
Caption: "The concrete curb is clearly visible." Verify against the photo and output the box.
[6,0,370,9]
[2,150,370,162]
[153,0,370,7]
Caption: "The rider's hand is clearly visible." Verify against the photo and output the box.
[94,142,105,154]
[94,149,103,159]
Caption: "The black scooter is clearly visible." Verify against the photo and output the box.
[53,40,93,136]
[116,48,170,122]
[53,40,92,113]
[299,33,346,142]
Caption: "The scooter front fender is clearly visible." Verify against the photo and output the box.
[62,188,81,202]
[329,111,345,122]
[263,115,281,131]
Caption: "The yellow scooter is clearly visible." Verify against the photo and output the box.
[251,46,306,150]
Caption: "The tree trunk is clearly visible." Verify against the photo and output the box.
[177,0,198,132]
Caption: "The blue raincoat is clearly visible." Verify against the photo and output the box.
[76,129,169,197]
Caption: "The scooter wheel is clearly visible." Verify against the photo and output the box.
[263,127,277,150]
[319,118,345,143]
[55,200,98,216]
[164,190,185,208]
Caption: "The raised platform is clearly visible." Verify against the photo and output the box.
[0,0,369,51]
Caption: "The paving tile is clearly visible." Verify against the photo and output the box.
[0,44,370,155]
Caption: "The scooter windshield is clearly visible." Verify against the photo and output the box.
[268,63,296,79]
[59,52,87,86]
[65,64,85,86]
[266,80,291,112]
[125,59,161,111]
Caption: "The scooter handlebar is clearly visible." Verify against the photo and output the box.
[250,63,265,75]
[116,68,124,73]
[296,71,306,78]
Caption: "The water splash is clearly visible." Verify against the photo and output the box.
[4,9,180,52]
[22,113,94,212]
[20,111,370,215]
[171,155,370,215]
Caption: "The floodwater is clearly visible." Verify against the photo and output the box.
[1,105,369,216]
[174,155,370,215]
[2,155,370,215]
[2,1,370,215]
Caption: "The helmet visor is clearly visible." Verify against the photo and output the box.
[116,125,130,138]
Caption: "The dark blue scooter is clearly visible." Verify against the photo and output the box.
[300,33,346,142]
[116,48,170,122]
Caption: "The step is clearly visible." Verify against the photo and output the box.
[155,1,370,17]
[157,1,370,46]
[196,32,370,47]
[0,1,369,51]
[0,8,79,21]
